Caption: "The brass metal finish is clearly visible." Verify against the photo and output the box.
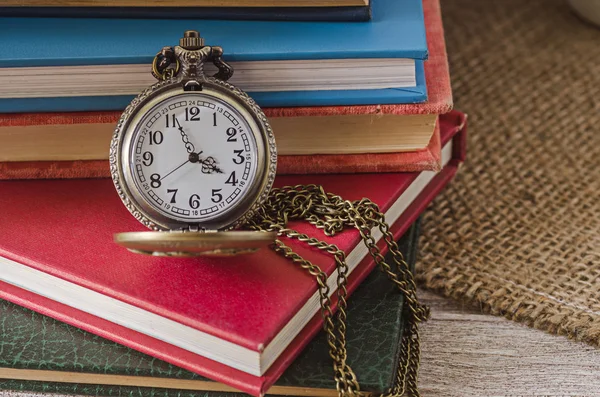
[115,231,276,257]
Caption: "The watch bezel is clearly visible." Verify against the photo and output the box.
[110,77,277,231]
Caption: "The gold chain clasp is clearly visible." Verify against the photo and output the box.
[151,46,181,81]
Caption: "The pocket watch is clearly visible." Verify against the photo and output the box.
[110,31,277,256]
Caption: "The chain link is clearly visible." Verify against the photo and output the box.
[247,185,429,397]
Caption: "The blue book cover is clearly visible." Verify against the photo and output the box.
[0,0,428,111]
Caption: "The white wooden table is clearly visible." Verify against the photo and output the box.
[418,289,600,396]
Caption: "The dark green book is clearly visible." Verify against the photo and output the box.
[0,220,420,397]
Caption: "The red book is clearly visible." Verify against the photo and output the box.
[0,111,465,396]
[0,0,451,179]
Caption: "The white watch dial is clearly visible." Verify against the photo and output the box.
[129,93,259,222]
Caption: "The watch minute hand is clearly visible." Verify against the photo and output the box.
[160,159,190,182]
[174,118,196,154]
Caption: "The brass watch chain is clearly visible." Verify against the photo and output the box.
[248,185,430,397]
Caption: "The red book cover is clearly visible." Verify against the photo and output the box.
[0,111,465,396]
[0,0,451,180]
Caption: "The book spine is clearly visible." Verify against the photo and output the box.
[0,6,371,21]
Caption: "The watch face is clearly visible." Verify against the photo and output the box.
[127,92,260,223]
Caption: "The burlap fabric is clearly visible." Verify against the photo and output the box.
[418,0,600,344]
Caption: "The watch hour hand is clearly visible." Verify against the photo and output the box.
[201,156,224,174]
[189,152,223,174]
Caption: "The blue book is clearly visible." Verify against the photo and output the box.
[0,0,427,112]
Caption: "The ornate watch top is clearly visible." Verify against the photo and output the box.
[151,30,234,84]
[111,30,277,255]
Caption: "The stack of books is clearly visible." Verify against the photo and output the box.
[0,0,467,395]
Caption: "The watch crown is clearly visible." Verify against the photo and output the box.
[180,30,205,50]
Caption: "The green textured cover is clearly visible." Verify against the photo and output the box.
[0,220,420,396]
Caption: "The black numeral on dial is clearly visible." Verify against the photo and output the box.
[165,114,177,128]
[213,112,217,126]
[149,131,163,145]
[150,173,161,188]
[211,189,223,203]
[225,171,238,186]
[142,151,153,166]
[226,127,237,142]
[189,194,201,209]
[185,107,200,121]
[167,189,178,204]
[233,149,244,164]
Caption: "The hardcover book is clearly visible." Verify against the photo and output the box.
[0,119,465,396]
[0,0,427,112]
[0,220,420,397]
